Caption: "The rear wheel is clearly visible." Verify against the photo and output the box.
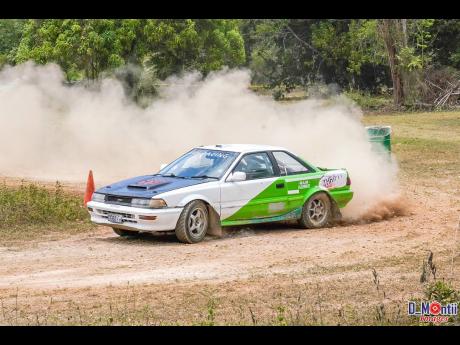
[298,192,331,229]
[112,228,139,237]
[175,200,209,244]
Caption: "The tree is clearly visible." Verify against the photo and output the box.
[378,19,406,106]
[15,19,142,81]
[347,20,390,92]
[77,19,125,80]
[14,19,246,82]
[244,19,321,97]
[143,19,246,79]
[16,20,82,80]
[428,19,460,69]
[244,19,391,98]
[7,18,459,106]
[377,19,438,106]
[0,19,25,66]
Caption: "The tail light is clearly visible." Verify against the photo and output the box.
[346,175,351,186]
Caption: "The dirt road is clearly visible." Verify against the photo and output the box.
[1,183,458,291]
[0,176,459,325]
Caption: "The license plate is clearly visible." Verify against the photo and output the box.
[107,213,123,224]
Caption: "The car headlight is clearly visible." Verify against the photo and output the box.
[149,199,168,208]
[92,193,106,202]
[131,198,167,209]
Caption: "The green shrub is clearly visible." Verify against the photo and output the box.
[424,280,460,304]
[0,181,89,228]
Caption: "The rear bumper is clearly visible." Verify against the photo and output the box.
[87,201,183,232]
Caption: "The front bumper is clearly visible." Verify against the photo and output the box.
[87,201,183,232]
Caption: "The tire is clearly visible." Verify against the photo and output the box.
[298,192,332,229]
[112,228,139,237]
[175,200,209,244]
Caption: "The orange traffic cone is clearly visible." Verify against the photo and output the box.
[84,170,95,207]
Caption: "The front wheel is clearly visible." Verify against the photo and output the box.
[298,192,332,229]
[175,200,209,243]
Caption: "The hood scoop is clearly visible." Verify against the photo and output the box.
[127,178,170,190]
[127,185,148,189]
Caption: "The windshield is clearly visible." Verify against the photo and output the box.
[158,148,239,179]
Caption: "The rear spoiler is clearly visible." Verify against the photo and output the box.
[317,166,342,171]
[317,166,348,171]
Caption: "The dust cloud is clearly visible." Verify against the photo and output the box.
[0,62,402,219]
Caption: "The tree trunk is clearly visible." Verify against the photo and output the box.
[379,19,405,106]
[401,19,408,47]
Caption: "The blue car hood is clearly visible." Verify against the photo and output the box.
[96,175,211,198]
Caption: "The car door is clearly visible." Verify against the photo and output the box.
[220,151,288,224]
[271,150,321,213]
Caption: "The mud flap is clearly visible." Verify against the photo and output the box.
[207,205,223,238]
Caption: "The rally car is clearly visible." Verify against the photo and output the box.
[87,144,353,243]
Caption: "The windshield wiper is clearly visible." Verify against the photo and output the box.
[160,173,189,179]
[190,175,219,180]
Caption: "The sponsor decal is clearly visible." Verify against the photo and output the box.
[137,178,169,186]
[285,175,321,183]
[319,171,347,189]
[408,300,458,323]
[288,189,299,195]
[268,202,285,212]
[298,180,310,189]
[205,151,231,159]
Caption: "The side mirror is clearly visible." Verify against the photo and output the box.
[160,163,168,170]
[227,171,246,182]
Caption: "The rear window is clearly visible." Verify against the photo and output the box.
[272,151,310,176]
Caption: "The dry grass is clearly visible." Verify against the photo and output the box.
[362,111,460,186]
[1,260,458,326]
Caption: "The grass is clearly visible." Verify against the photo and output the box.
[2,267,458,326]
[362,111,460,189]
[0,181,94,243]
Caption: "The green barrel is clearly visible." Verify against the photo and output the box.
[365,126,391,153]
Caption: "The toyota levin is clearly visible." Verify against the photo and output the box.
[87,144,353,243]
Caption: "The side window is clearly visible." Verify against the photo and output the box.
[273,151,309,176]
[233,152,275,180]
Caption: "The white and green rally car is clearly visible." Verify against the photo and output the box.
[87,144,353,243]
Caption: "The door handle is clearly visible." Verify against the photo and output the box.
[276,183,285,189]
